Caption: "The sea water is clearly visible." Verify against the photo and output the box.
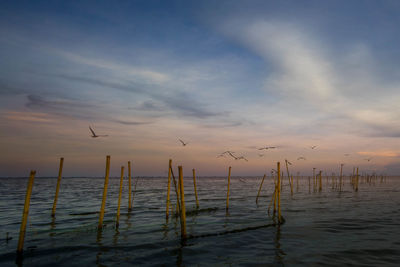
[0,176,399,266]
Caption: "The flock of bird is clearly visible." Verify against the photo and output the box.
[88,126,374,163]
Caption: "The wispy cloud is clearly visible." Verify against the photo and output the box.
[220,19,400,138]
[2,111,55,123]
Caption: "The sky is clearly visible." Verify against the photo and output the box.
[1,0,400,177]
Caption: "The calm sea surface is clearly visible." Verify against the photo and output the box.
[0,175,399,266]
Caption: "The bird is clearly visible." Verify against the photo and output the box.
[258,146,276,150]
[310,145,317,149]
[297,157,306,160]
[236,156,248,162]
[364,158,372,162]
[178,139,188,146]
[89,126,108,138]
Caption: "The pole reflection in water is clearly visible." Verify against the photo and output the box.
[274,225,285,265]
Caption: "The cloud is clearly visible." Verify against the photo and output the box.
[2,111,55,123]
[58,51,170,83]
[219,19,400,138]
[56,73,227,119]
[113,119,152,126]
[358,151,399,158]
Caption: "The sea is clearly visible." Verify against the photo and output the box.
[0,175,399,266]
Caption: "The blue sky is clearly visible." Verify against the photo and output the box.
[1,0,400,176]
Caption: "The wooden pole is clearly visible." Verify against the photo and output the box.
[256,174,266,204]
[226,166,231,211]
[339,164,343,192]
[17,170,36,256]
[178,166,187,239]
[313,168,316,192]
[166,159,172,219]
[355,167,359,192]
[170,166,181,214]
[116,166,124,228]
[98,155,110,229]
[51,157,64,217]
[128,161,132,211]
[192,169,199,209]
[277,162,282,223]
[319,171,322,192]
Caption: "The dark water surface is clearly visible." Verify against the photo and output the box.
[1,176,399,266]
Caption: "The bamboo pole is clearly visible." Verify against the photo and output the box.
[128,161,132,211]
[277,162,282,223]
[17,170,36,256]
[116,166,124,228]
[319,171,322,192]
[192,169,199,209]
[226,166,231,211]
[312,168,316,192]
[339,164,343,192]
[273,175,277,215]
[170,166,181,214]
[98,155,110,229]
[131,170,139,210]
[355,167,359,192]
[178,166,187,240]
[285,160,292,193]
[256,174,266,204]
[51,157,64,217]
[166,159,172,219]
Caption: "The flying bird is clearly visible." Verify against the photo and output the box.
[89,126,108,138]
[258,146,276,150]
[220,151,237,160]
[179,139,188,146]
[364,158,372,162]
[310,145,317,149]
[236,156,248,162]
[297,157,306,160]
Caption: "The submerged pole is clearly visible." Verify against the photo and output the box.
[166,159,172,219]
[17,170,36,257]
[98,155,110,229]
[178,166,187,240]
[51,157,64,217]
[116,166,124,228]
[226,166,231,211]
[192,169,199,209]
[256,174,266,204]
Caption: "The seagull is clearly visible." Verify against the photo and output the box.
[310,145,317,149]
[258,146,276,150]
[89,126,108,138]
[236,156,248,162]
[178,139,188,146]
[297,157,306,160]
[364,158,372,162]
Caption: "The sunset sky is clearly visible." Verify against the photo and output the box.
[1,0,400,177]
